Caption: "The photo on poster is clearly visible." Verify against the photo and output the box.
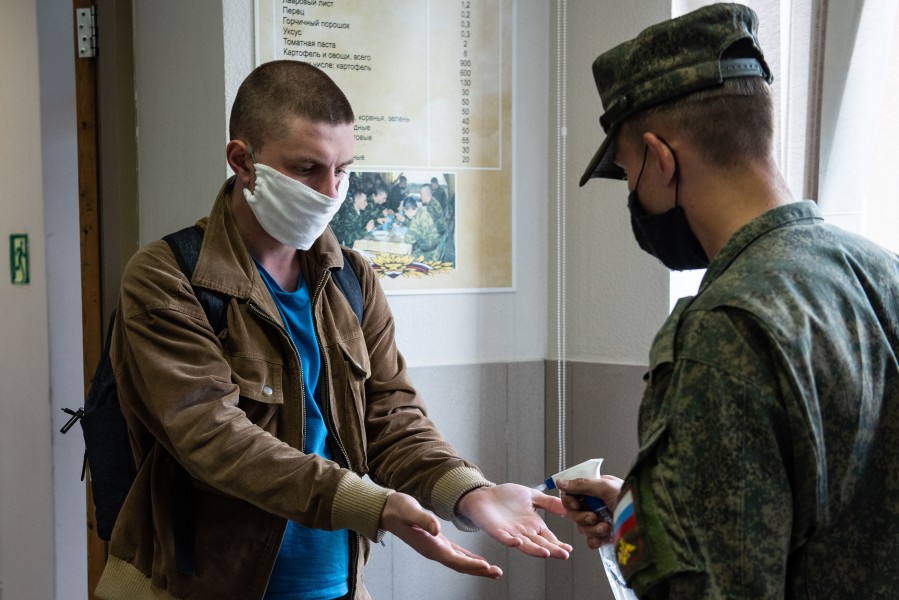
[331,171,456,278]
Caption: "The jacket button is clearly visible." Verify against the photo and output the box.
[262,386,273,397]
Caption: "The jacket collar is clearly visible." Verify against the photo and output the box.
[698,200,823,295]
[191,177,345,301]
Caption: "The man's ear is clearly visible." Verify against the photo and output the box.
[642,132,677,187]
[226,140,255,191]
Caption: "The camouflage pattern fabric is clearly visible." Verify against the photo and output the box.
[364,201,392,227]
[581,3,772,184]
[330,202,372,247]
[619,201,899,598]
[403,207,440,261]
[592,3,770,130]
[424,197,447,236]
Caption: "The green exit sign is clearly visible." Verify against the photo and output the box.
[10,234,29,284]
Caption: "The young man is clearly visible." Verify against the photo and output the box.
[96,60,570,600]
[561,4,899,599]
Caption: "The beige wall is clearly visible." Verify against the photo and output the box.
[0,0,56,598]
[549,0,672,368]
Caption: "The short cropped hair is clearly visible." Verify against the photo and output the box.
[229,60,354,151]
[623,77,774,169]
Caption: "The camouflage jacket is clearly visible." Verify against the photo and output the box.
[404,208,441,261]
[364,202,393,228]
[331,203,372,247]
[424,198,447,235]
[615,201,899,599]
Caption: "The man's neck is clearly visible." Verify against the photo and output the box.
[230,185,302,291]
[687,159,795,261]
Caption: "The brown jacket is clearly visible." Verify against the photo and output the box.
[96,179,490,599]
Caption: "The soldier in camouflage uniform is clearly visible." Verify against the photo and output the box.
[331,188,374,246]
[558,4,899,599]
[401,196,441,261]
[419,184,446,260]
[365,185,394,230]
[419,183,447,236]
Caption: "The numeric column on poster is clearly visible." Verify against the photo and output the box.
[428,0,502,169]
[459,5,473,166]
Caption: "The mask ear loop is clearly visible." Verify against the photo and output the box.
[655,136,680,209]
[633,145,649,192]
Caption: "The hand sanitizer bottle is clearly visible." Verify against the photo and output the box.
[544,459,638,600]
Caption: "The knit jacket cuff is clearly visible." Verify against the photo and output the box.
[331,471,394,542]
[430,466,494,532]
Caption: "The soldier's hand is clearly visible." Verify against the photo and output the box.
[556,476,623,550]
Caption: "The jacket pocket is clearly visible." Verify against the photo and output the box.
[327,334,370,471]
[227,354,284,404]
[337,336,371,380]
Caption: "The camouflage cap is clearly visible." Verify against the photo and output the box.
[579,3,772,185]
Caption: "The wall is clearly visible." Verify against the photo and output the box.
[0,0,57,598]
[97,0,140,321]
[552,1,672,368]
[132,1,228,245]
[544,361,644,600]
[37,1,89,598]
[545,2,672,597]
[366,362,547,600]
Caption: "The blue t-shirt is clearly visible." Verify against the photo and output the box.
[255,261,349,600]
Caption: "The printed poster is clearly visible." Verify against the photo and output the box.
[255,0,513,292]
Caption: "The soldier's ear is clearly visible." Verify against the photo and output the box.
[643,133,677,186]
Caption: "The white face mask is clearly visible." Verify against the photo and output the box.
[243,162,350,250]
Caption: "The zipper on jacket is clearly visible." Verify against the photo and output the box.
[310,269,353,470]
[310,268,360,599]
[255,273,361,598]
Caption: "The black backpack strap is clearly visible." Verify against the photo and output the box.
[332,248,364,326]
[163,225,228,334]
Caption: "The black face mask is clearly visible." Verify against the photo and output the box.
[626,144,709,271]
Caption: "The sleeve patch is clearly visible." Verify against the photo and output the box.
[613,487,645,576]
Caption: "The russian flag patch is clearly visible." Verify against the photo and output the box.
[613,486,643,573]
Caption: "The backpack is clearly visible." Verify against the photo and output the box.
[62,224,363,559]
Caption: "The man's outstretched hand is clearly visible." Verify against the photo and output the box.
[456,483,573,559]
[380,492,503,579]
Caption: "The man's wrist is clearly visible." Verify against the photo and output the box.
[454,484,490,517]
[429,466,493,529]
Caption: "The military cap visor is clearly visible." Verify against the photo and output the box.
[579,3,773,186]
[583,125,626,182]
